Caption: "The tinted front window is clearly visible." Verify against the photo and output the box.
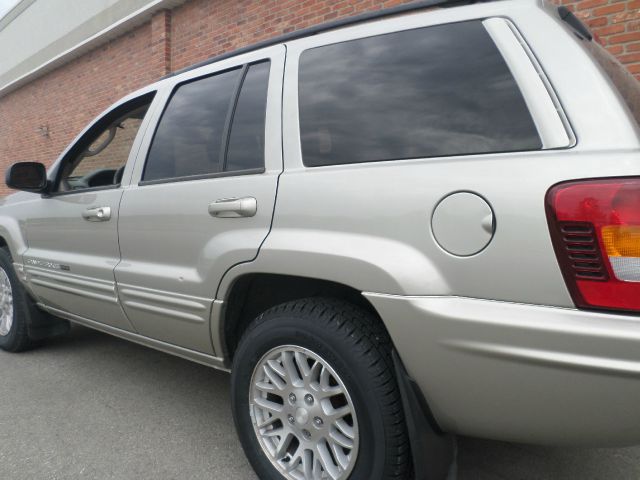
[56,96,153,192]
[143,68,241,182]
[226,62,271,172]
[298,21,541,167]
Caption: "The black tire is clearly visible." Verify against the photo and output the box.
[231,298,410,480]
[0,247,34,352]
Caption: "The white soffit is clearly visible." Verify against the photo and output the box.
[0,0,186,97]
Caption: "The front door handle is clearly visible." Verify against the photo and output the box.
[208,197,257,218]
[82,206,111,222]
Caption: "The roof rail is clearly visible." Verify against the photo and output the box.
[164,0,500,79]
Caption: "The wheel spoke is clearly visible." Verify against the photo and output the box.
[329,440,350,471]
[283,351,304,388]
[295,351,312,378]
[333,418,355,440]
[255,380,276,393]
[267,358,287,378]
[302,449,313,479]
[316,440,341,480]
[284,453,302,473]
[263,363,286,391]
[256,414,280,429]
[318,384,344,399]
[329,428,354,449]
[283,443,306,474]
[307,361,323,392]
[312,457,323,478]
[319,366,331,390]
[263,426,286,438]
[254,396,284,414]
[275,432,295,459]
[321,402,351,420]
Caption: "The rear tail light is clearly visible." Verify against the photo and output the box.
[546,178,640,313]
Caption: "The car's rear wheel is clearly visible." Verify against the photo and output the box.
[231,298,410,480]
[0,248,33,352]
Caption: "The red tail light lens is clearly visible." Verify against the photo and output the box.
[546,178,640,313]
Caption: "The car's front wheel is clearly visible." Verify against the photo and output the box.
[231,298,410,480]
[0,247,33,352]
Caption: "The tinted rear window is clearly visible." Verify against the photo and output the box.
[143,60,271,182]
[298,21,542,167]
[143,68,241,182]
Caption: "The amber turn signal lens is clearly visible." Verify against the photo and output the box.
[602,225,640,258]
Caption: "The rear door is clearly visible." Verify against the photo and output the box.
[115,46,284,354]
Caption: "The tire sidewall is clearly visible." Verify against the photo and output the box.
[232,313,389,480]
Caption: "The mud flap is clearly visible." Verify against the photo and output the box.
[26,300,70,341]
[392,350,457,480]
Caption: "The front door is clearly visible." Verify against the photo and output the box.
[115,46,285,354]
[23,92,157,331]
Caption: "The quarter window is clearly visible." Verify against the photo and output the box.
[143,61,271,183]
[298,21,542,167]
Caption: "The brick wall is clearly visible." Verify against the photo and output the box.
[0,0,638,196]
[170,0,411,72]
[559,0,640,76]
[0,22,158,196]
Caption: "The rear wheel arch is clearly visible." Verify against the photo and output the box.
[230,296,412,479]
[220,273,382,363]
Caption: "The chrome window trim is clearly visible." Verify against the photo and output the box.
[483,17,574,149]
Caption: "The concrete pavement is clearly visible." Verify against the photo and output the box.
[0,326,638,480]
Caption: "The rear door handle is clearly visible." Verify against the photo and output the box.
[208,197,257,218]
[82,206,111,222]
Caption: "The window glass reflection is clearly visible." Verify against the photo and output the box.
[299,21,542,167]
[226,62,271,172]
[144,68,241,181]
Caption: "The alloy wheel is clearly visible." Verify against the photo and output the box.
[249,345,359,480]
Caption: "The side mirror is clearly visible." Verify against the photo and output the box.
[5,162,48,193]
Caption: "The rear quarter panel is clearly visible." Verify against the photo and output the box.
[220,1,640,308]
[219,2,640,446]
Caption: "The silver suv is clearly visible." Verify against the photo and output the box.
[2,1,639,479]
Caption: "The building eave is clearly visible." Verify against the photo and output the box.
[0,0,184,98]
